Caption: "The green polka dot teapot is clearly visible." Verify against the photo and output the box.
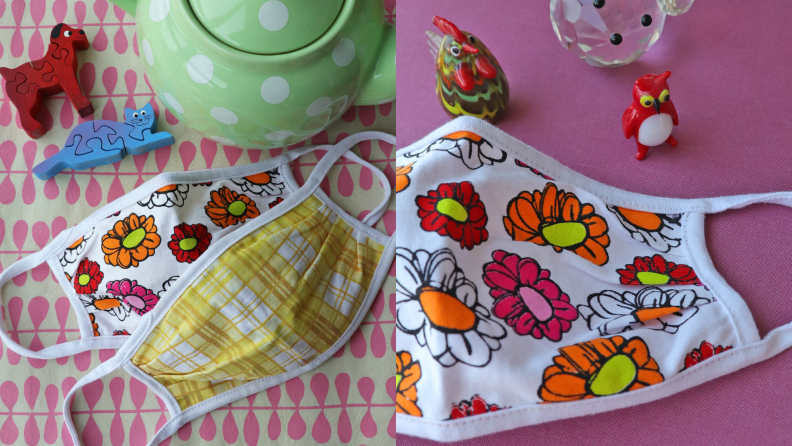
[111,0,396,148]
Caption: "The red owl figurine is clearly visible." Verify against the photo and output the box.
[622,71,678,160]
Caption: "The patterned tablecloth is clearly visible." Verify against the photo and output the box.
[0,1,397,445]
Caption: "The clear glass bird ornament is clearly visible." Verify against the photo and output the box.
[550,0,693,67]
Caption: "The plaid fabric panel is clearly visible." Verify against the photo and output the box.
[131,195,385,409]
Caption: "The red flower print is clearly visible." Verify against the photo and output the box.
[514,159,553,180]
[483,250,578,341]
[73,259,104,294]
[113,330,130,336]
[168,223,212,264]
[269,197,285,208]
[450,395,506,419]
[617,255,701,286]
[416,182,488,250]
[683,341,732,370]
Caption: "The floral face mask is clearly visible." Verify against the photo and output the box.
[0,132,394,446]
[395,117,789,441]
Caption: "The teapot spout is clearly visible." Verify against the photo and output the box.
[108,0,137,17]
[355,25,395,105]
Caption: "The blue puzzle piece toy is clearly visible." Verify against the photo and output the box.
[32,103,175,180]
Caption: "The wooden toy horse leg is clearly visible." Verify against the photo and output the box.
[57,72,94,117]
[635,142,649,161]
[16,90,46,139]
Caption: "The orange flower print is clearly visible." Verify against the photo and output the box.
[538,336,664,403]
[102,214,161,269]
[89,313,100,337]
[396,351,422,417]
[205,187,261,229]
[396,163,413,193]
[503,183,610,266]
[608,206,681,253]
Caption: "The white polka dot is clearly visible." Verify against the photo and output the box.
[332,38,355,67]
[306,97,332,117]
[259,1,289,32]
[210,107,238,125]
[266,130,293,141]
[163,93,184,114]
[149,0,170,22]
[261,77,289,104]
[187,55,214,84]
[210,136,236,146]
[141,39,154,66]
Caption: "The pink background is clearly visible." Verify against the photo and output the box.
[0,1,397,445]
[397,0,792,444]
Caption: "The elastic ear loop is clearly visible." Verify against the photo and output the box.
[296,131,395,228]
[0,229,121,359]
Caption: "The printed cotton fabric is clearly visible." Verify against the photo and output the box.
[395,124,741,430]
[57,169,289,338]
[131,195,385,409]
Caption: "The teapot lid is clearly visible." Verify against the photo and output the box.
[190,0,344,55]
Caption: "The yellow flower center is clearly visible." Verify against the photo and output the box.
[618,208,662,231]
[541,222,587,248]
[78,274,91,286]
[634,306,681,322]
[418,287,476,331]
[436,198,468,222]
[396,374,402,390]
[228,200,247,216]
[122,227,147,249]
[636,271,670,285]
[246,172,271,185]
[589,354,636,396]
[179,237,198,251]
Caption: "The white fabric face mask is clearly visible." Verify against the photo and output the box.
[0,132,395,446]
[395,117,792,442]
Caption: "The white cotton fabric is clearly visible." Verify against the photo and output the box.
[395,117,792,442]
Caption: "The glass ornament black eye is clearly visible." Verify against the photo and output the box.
[468,35,477,44]
[641,14,652,26]
[644,100,652,106]
[450,46,461,56]
[610,33,622,45]
[593,0,605,8]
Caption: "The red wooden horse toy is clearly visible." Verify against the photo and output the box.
[0,23,94,139]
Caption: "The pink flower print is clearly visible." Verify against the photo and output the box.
[482,250,578,341]
[106,279,160,316]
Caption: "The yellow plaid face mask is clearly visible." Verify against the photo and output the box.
[28,132,395,446]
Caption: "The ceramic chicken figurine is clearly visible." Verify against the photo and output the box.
[622,71,678,161]
[426,16,509,122]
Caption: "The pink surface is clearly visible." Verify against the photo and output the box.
[397,0,792,444]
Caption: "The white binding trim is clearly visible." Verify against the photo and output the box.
[62,132,395,445]
[395,117,792,441]
[397,117,792,214]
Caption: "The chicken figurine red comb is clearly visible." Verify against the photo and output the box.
[622,71,679,160]
[427,16,509,122]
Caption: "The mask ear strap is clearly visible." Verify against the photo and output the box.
[298,132,395,227]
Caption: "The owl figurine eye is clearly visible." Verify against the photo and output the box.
[640,95,654,108]
[659,89,670,102]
